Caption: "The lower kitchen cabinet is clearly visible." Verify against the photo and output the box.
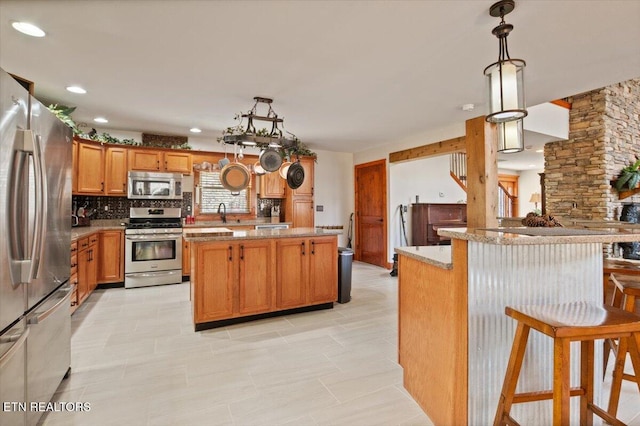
[77,235,97,305]
[98,230,124,283]
[72,229,124,314]
[276,236,337,309]
[192,240,274,323]
[182,238,191,276]
[188,233,338,329]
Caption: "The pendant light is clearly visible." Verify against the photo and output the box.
[484,0,527,124]
[496,119,523,153]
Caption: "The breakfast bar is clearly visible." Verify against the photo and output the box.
[396,227,640,425]
[183,227,340,331]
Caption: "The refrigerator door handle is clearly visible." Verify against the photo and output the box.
[0,327,29,368]
[27,287,71,325]
[31,132,48,279]
[13,129,46,283]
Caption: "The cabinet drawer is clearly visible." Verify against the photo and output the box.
[89,234,98,247]
[78,237,89,251]
[70,241,78,254]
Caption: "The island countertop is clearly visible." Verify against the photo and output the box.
[437,226,640,245]
[183,226,342,242]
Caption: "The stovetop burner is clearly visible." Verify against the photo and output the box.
[126,207,182,233]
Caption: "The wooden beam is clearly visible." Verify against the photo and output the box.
[389,136,466,163]
[465,116,498,229]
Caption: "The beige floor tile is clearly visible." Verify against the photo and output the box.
[39,261,640,426]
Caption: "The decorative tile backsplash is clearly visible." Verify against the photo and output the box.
[256,198,283,218]
[73,192,192,219]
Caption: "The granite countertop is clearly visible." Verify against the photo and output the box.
[395,246,453,269]
[183,220,292,228]
[184,227,341,242]
[437,227,640,245]
[71,224,126,240]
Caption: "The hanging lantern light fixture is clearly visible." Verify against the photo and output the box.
[484,0,527,124]
[496,119,523,153]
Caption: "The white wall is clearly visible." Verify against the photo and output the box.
[518,169,544,214]
[389,157,467,253]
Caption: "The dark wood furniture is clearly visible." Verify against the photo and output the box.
[411,203,467,246]
[494,302,640,426]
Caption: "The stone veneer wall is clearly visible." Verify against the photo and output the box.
[545,78,640,221]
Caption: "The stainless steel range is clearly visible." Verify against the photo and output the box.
[125,207,183,288]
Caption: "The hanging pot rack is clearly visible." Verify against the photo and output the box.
[222,97,299,151]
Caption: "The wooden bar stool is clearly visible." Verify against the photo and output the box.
[606,273,640,419]
[494,302,640,426]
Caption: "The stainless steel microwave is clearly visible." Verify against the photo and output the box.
[127,171,183,200]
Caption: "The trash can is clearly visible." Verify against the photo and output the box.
[337,247,353,303]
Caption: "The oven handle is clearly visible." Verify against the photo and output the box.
[126,234,182,240]
[126,271,181,278]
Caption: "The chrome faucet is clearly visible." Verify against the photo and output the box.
[217,203,227,223]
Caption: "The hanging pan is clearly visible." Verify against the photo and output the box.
[259,147,282,172]
[220,144,250,192]
[253,161,266,176]
[286,161,305,190]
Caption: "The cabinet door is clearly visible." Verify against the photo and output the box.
[97,230,123,283]
[259,172,285,198]
[182,238,190,276]
[87,246,98,293]
[194,242,235,322]
[104,147,128,196]
[276,238,308,309]
[308,237,338,304]
[292,157,314,197]
[77,247,89,304]
[292,198,314,228]
[76,143,104,194]
[164,152,192,174]
[71,139,78,193]
[238,240,274,315]
[129,149,161,171]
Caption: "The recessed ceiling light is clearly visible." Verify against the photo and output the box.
[12,22,45,37]
[529,164,536,167]
[461,103,475,112]
[190,128,202,133]
[66,86,86,94]
[93,117,108,123]
[535,149,543,153]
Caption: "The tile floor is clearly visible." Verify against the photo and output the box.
[42,261,640,426]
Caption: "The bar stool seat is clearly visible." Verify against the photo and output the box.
[494,301,640,426]
[605,273,640,418]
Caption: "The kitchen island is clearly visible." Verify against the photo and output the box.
[396,227,640,426]
[183,227,340,331]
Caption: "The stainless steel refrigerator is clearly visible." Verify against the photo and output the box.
[0,68,72,426]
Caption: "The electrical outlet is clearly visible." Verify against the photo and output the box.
[316,205,324,212]
[403,205,407,213]
[104,205,109,211]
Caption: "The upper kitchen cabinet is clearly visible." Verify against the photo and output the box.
[290,156,314,197]
[104,146,128,196]
[284,156,315,227]
[129,148,192,174]
[76,141,105,194]
[259,171,286,198]
[71,139,78,193]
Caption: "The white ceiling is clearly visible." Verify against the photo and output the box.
[1,0,639,170]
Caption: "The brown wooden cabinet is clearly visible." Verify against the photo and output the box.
[71,139,78,194]
[76,235,98,305]
[192,240,274,323]
[182,238,191,276]
[129,148,192,174]
[97,230,124,283]
[70,241,79,314]
[259,171,286,198]
[284,156,315,228]
[411,203,467,246]
[104,147,128,196]
[276,236,337,309]
[76,142,104,194]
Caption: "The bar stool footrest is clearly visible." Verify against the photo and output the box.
[590,404,626,426]
[512,387,585,404]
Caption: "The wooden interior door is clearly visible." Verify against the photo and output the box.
[354,159,388,268]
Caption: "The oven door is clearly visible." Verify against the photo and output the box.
[125,233,182,274]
